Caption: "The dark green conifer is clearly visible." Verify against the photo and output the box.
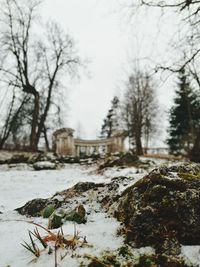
[167,69,200,155]
[100,96,120,138]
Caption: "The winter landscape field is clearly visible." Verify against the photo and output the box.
[1,0,200,266]
[0,154,200,267]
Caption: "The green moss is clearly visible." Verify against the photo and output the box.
[143,185,168,202]
[134,254,194,267]
[132,177,151,190]
[87,259,107,267]
[116,195,130,223]
[84,249,134,267]
[178,172,200,181]
[85,254,119,267]
[118,245,133,258]
[161,196,173,207]
[135,174,187,193]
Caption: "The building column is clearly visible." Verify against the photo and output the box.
[76,146,80,157]
[87,146,91,156]
[85,146,89,156]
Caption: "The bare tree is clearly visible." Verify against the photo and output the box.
[0,89,31,149]
[130,1,200,72]
[136,1,199,11]
[122,69,158,155]
[0,0,80,150]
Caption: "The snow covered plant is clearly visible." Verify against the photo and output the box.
[21,223,88,264]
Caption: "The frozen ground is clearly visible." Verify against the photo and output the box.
[0,164,142,267]
[0,211,124,267]
[0,164,109,212]
[0,162,199,267]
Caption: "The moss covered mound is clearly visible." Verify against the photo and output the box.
[16,198,48,217]
[16,182,105,217]
[116,163,200,251]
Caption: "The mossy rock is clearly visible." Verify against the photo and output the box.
[42,204,55,218]
[115,163,200,253]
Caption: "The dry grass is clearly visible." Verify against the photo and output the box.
[22,222,89,266]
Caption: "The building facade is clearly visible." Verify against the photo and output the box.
[53,128,126,157]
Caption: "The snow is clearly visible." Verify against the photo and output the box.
[0,164,107,212]
[181,246,200,267]
[0,163,33,171]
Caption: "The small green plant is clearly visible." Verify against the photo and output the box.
[21,231,40,258]
[31,228,48,248]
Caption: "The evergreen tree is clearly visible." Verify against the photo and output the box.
[100,96,120,138]
[167,69,200,155]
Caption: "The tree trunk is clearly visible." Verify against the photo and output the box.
[135,127,143,155]
[30,92,40,151]
[135,137,143,155]
[43,125,50,151]
[35,73,57,148]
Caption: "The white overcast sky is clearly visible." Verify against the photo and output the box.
[41,0,178,144]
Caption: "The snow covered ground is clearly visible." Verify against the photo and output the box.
[0,164,141,267]
[0,164,109,212]
[0,211,124,267]
[0,162,199,267]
